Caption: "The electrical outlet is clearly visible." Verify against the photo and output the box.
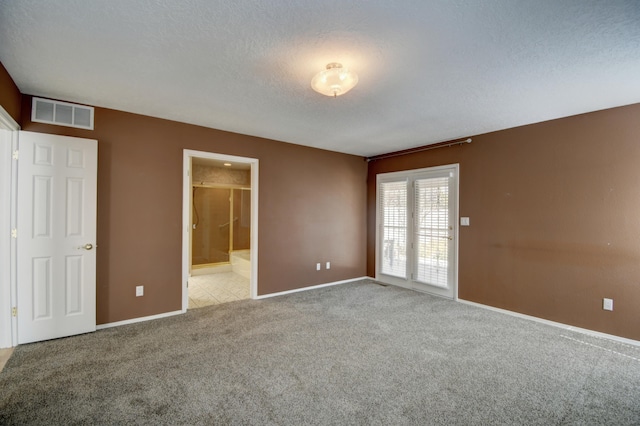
[603,298,613,311]
[316,263,321,271]
[326,262,331,270]
[136,285,144,297]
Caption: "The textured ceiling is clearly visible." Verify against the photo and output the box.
[1,0,639,157]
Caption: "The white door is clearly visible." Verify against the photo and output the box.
[17,131,97,344]
[377,165,458,299]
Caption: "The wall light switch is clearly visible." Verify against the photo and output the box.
[316,263,321,271]
[460,217,470,226]
[326,262,331,270]
[136,286,144,297]
[603,298,613,311]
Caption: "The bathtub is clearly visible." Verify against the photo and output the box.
[230,250,251,279]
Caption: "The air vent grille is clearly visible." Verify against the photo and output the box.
[32,97,94,130]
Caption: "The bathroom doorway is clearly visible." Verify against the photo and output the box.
[182,150,258,311]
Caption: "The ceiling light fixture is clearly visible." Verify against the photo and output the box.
[311,63,358,98]
[223,163,232,167]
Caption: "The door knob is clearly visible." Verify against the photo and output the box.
[81,243,93,250]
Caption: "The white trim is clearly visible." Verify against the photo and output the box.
[0,105,19,130]
[255,276,368,300]
[458,299,640,347]
[9,129,18,347]
[0,129,12,348]
[96,310,183,330]
[182,150,259,311]
[0,106,19,348]
[97,277,366,328]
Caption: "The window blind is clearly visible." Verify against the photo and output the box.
[414,177,449,287]
[379,180,407,278]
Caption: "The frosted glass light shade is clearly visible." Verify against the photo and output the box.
[311,63,358,97]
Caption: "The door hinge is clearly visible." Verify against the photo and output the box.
[12,150,18,160]
[11,228,17,238]
[12,307,17,317]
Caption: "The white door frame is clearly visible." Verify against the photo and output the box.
[181,150,259,311]
[0,106,20,348]
[375,163,459,300]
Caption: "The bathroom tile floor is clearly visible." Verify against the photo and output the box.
[188,272,250,309]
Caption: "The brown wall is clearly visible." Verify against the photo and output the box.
[367,103,640,341]
[0,62,21,123]
[5,65,638,341]
[20,95,368,324]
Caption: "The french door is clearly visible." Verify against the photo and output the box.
[376,164,458,299]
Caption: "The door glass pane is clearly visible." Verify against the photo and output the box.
[232,188,251,250]
[192,187,230,265]
[414,177,449,287]
[380,181,407,278]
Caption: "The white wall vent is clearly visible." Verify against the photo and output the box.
[31,97,94,130]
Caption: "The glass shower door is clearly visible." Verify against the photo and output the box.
[192,187,231,265]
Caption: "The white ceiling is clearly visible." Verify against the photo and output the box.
[1,1,639,157]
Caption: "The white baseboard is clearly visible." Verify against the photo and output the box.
[255,276,369,300]
[458,299,640,347]
[96,310,183,330]
[95,278,370,330]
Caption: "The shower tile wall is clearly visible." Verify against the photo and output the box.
[192,164,250,186]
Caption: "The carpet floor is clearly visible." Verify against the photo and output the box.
[1,280,639,425]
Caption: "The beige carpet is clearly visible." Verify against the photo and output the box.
[1,280,639,425]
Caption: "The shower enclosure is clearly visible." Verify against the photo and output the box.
[192,186,250,267]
